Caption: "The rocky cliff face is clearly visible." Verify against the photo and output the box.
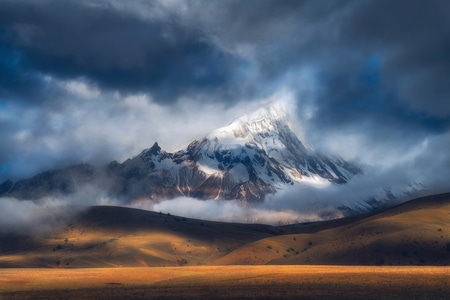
[0,104,361,203]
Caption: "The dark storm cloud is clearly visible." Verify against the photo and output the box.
[0,41,59,105]
[306,0,450,142]
[343,0,450,117]
[0,0,238,103]
[205,0,450,122]
[2,0,448,115]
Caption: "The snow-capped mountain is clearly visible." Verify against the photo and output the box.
[106,104,361,202]
[0,104,361,203]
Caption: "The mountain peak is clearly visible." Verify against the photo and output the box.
[206,103,291,143]
[235,102,287,123]
[248,102,287,121]
[148,142,161,155]
[231,103,288,129]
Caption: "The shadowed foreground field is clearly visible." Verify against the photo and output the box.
[1,266,449,300]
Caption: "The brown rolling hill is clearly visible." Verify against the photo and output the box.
[0,193,449,267]
[217,192,450,266]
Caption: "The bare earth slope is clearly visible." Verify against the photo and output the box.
[0,193,449,267]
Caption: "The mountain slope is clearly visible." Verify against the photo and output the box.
[216,192,450,266]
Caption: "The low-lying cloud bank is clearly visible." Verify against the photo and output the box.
[140,197,333,226]
[0,197,79,235]
[0,184,118,235]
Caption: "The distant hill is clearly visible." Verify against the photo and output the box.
[0,192,449,267]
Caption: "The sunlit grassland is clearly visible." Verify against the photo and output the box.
[1,266,449,299]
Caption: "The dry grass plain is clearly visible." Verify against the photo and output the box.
[1,265,449,300]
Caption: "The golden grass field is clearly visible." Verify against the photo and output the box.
[1,265,449,299]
